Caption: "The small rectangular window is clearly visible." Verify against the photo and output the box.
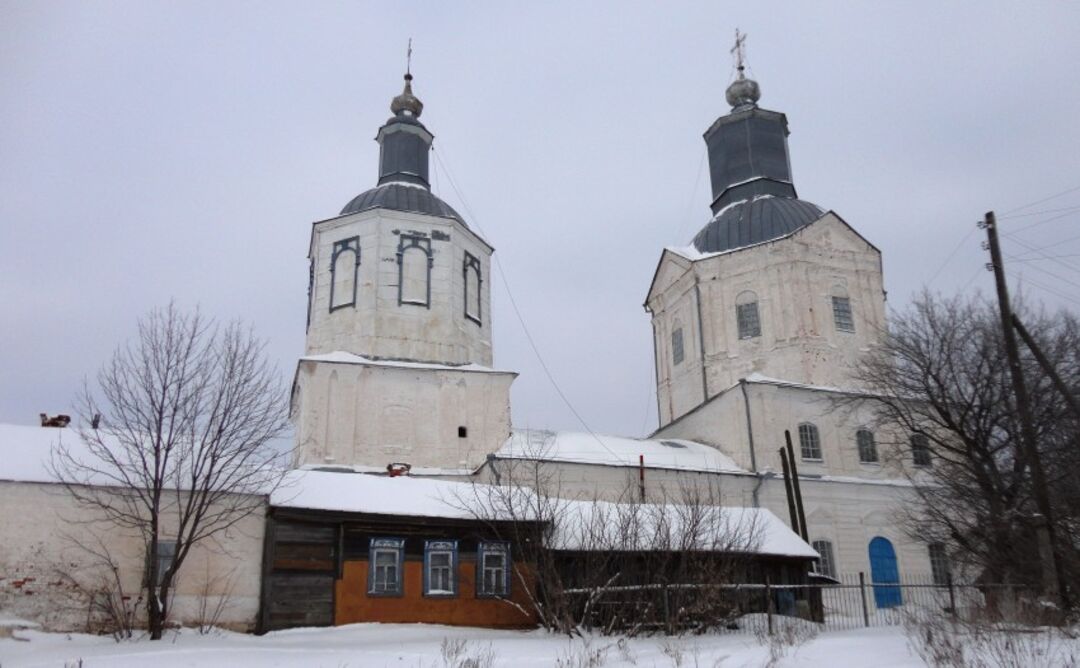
[928,543,950,586]
[368,538,404,596]
[155,540,177,586]
[832,296,854,332]
[458,426,467,438]
[811,539,837,579]
[424,540,458,597]
[799,423,822,460]
[477,542,510,597]
[736,302,761,339]
[857,429,878,464]
[911,433,932,467]
[672,328,684,365]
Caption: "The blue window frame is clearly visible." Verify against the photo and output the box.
[367,537,404,596]
[476,541,510,598]
[423,540,458,598]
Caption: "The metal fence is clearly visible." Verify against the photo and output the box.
[565,573,1039,635]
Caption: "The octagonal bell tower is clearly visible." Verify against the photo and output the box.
[293,71,515,472]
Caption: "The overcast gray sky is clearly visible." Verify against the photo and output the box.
[3,1,1080,437]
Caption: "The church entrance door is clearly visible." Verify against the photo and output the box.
[868,536,902,609]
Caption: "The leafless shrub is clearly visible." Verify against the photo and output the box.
[437,637,497,668]
[194,557,236,635]
[554,637,609,668]
[752,616,819,668]
[57,536,142,640]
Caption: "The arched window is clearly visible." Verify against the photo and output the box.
[798,423,822,460]
[911,433,932,467]
[856,429,878,463]
[735,290,761,339]
[831,285,854,333]
[329,237,360,312]
[397,235,432,307]
[463,252,482,324]
[869,537,902,608]
[811,539,837,579]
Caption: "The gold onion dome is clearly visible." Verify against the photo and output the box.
[725,67,760,110]
[390,73,423,118]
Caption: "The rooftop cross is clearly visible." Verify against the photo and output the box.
[730,29,747,75]
[406,38,413,76]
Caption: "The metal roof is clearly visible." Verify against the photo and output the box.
[340,183,466,225]
[691,195,823,254]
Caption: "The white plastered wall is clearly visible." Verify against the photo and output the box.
[305,208,495,367]
[293,359,515,471]
[0,481,265,632]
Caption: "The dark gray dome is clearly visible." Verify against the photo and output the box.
[691,196,823,254]
[340,183,466,225]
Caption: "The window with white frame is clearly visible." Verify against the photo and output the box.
[368,538,404,595]
[928,542,950,585]
[424,540,458,597]
[798,423,822,460]
[477,542,510,597]
[832,296,854,332]
[671,327,684,365]
[911,433,932,467]
[857,429,878,464]
[736,299,761,340]
[811,539,837,579]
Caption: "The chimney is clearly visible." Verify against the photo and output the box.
[40,413,71,428]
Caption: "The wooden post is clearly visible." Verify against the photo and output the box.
[766,575,774,636]
[947,573,957,620]
[983,211,1068,607]
[859,571,870,628]
[779,447,800,536]
[638,454,645,502]
[1012,314,1080,421]
[784,430,810,543]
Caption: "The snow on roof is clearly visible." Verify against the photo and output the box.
[299,351,515,375]
[496,429,747,474]
[743,372,872,396]
[271,469,814,558]
[551,500,818,559]
[0,423,75,484]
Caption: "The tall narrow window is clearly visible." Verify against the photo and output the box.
[856,429,878,464]
[368,538,404,596]
[477,541,510,597]
[463,252,482,324]
[811,539,837,579]
[735,291,761,339]
[832,296,854,332]
[911,433,932,467]
[398,235,432,307]
[928,543,950,585]
[671,327,685,365]
[798,423,822,460]
[330,237,360,312]
[423,540,458,597]
[154,540,177,586]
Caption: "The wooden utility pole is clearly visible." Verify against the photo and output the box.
[982,211,1069,606]
[1012,314,1080,421]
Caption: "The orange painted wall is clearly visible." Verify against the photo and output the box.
[335,558,538,628]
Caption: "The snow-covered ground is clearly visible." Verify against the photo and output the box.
[0,622,926,667]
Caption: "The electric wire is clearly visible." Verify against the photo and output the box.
[1001,183,1080,216]
[429,146,627,460]
[925,224,979,287]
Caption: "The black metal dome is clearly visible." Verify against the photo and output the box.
[340,182,466,225]
[691,195,823,254]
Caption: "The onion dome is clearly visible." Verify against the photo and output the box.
[725,68,760,110]
[390,73,424,118]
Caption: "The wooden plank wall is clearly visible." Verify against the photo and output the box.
[261,519,337,631]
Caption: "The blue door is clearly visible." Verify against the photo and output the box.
[869,537,902,608]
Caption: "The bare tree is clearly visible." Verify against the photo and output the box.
[847,291,1080,590]
[52,304,289,639]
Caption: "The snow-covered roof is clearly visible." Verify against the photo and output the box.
[271,469,815,558]
[0,423,75,484]
[496,429,747,474]
[299,351,515,375]
[742,372,873,397]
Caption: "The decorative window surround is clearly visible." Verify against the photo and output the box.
[329,237,360,312]
[397,235,433,308]
[423,539,458,598]
[476,541,510,598]
[463,252,482,325]
[368,537,405,596]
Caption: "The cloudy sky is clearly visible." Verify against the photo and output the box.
[3,1,1080,437]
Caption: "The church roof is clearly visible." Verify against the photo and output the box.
[340,182,466,224]
[691,194,824,254]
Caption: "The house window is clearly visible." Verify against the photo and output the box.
[928,542,950,586]
[477,542,510,597]
[397,235,432,307]
[911,433,932,467]
[857,429,878,464]
[832,296,854,332]
[672,327,684,365]
[463,252,482,325]
[736,292,761,339]
[330,237,360,312]
[154,540,176,586]
[811,539,837,579]
[798,423,822,460]
[423,540,458,597]
[368,538,404,596]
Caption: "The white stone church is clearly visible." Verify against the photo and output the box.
[290,65,940,588]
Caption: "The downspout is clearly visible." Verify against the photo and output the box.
[693,279,709,404]
[740,378,764,507]
[649,316,663,430]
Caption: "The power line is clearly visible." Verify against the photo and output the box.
[1000,231,1080,278]
[1005,269,1080,309]
[998,204,1080,220]
[429,146,625,461]
[1002,183,1080,216]
[674,147,708,242]
[1003,252,1080,292]
[926,223,979,287]
[1002,208,1080,235]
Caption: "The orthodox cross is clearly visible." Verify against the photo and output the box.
[406,38,413,76]
[730,29,747,71]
